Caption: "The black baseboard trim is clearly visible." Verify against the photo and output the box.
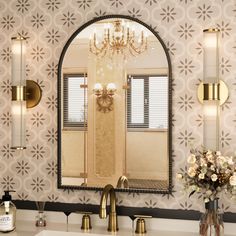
[13,200,236,223]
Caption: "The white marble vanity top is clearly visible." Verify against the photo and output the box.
[0,210,235,236]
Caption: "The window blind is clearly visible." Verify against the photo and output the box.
[127,75,168,129]
[63,74,87,128]
[149,76,168,129]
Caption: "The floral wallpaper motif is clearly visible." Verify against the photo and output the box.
[0,0,236,213]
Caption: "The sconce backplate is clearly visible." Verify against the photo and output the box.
[96,95,113,113]
[26,80,42,108]
[197,80,228,105]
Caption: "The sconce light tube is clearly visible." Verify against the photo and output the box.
[11,37,26,149]
[203,29,220,83]
[202,29,220,150]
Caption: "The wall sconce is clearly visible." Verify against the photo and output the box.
[11,37,42,150]
[197,29,229,150]
[93,83,116,113]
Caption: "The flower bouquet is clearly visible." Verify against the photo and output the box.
[177,149,236,236]
[177,149,236,202]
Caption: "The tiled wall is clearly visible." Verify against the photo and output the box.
[0,0,236,213]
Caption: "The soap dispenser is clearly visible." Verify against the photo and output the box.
[0,190,16,232]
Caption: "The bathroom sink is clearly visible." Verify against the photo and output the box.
[35,230,109,236]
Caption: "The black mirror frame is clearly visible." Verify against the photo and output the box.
[57,14,172,194]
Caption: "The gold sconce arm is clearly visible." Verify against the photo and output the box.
[11,80,42,108]
[93,83,116,113]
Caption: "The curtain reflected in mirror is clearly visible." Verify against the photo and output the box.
[58,16,172,192]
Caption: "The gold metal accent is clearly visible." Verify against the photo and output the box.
[117,175,129,188]
[90,20,147,58]
[96,95,114,113]
[11,36,27,41]
[99,184,118,232]
[197,80,229,106]
[81,213,92,231]
[26,80,42,108]
[94,85,116,113]
[203,83,220,100]
[135,218,146,234]
[122,84,130,90]
[12,86,26,101]
[203,28,220,32]
[11,146,26,150]
[134,215,152,234]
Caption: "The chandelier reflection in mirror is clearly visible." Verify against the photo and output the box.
[89,20,148,60]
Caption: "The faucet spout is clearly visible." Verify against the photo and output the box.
[99,184,118,232]
[117,175,129,188]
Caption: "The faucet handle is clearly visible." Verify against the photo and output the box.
[75,211,92,231]
[134,215,152,234]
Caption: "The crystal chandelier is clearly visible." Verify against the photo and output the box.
[89,20,148,59]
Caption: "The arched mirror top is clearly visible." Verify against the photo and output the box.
[58,15,172,76]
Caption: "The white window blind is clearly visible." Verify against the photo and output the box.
[63,74,87,128]
[149,76,168,128]
[131,78,144,124]
[127,75,168,129]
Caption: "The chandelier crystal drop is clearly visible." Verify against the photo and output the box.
[89,20,148,59]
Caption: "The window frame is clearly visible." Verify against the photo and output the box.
[63,73,88,130]
[127,74,168,131]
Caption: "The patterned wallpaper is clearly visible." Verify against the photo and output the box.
[0,0,236,214]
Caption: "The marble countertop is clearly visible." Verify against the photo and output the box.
[0,222,200,236]
[0,210,235,236]
[0,221,233,236]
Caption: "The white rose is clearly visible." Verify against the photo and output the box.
[210,165,215,171]
[206,150,212,155]
[187,154,196,164]
[201,166,207,174]
[207,154,215,163]
[204,198,210,203]
[206,190,212,196]
[176,173,183,180]
[217,156,226,165]
[216,151,221,156]
[230,173,236,186]
[188,167,196,177]
[198,173,205,179]
[226,156,234,165]
[211,174,218,182]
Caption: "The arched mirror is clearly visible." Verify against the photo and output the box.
[58,15,172,193]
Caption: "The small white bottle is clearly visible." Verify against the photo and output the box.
[0,191,16,232]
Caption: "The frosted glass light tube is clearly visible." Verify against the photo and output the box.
[11,37,26,149]
[203,29,220,150]
[203,29,220,83]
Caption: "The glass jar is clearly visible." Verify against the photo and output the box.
[199,199,224,236]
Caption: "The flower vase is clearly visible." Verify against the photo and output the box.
[199,199,224,236]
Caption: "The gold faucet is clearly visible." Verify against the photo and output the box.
[117,175,129,188]
[99,184,118,232]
